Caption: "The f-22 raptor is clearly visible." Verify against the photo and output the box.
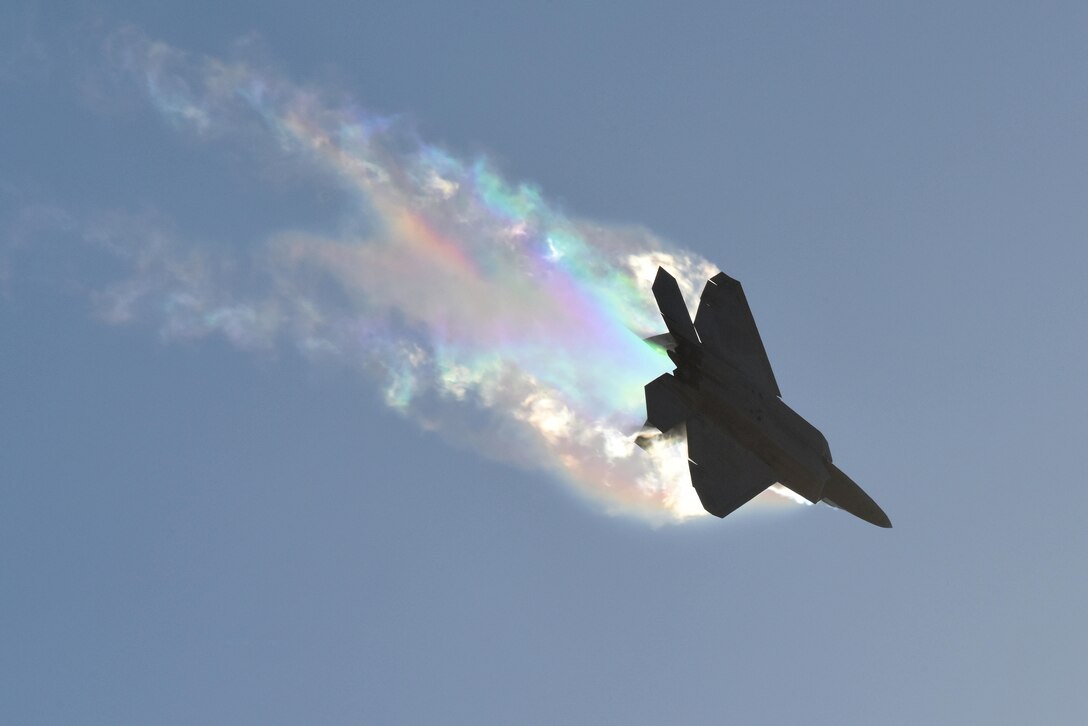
[639,267,891,527]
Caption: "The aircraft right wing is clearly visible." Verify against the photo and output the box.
[685,414,777,518]
[693,272,781,397]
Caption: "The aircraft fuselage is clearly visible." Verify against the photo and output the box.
[664,345,831,503]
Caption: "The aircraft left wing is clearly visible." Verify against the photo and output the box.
[685,414,777,518]
[693,272,781,397]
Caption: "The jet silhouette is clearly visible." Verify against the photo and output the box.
[639,267,891,527]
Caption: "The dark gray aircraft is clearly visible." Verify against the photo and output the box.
[639,267,891,527]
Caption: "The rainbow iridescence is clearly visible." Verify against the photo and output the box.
[102,31,802,522]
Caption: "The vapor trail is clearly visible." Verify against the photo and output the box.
[85,30,801,522]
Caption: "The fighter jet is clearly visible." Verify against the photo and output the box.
[639,267,891,527]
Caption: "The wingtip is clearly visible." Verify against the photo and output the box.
[708,271,741,288]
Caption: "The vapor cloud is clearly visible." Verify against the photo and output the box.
[13,30,803,522]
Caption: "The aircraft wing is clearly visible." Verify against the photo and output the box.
[686,414,777,518]
[693,272,781,397]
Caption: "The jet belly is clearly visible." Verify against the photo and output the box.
[647,370,826,502]
[681,343,828,452]
[689,376,828,503]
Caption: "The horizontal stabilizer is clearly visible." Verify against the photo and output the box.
[643,332,677,351]
[822,463,892,528]
[652,268,700,346]
[644,373,691,433]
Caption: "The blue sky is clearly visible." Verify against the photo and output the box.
[2,2,1087,724]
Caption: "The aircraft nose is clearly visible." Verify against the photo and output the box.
[823,463,893,528]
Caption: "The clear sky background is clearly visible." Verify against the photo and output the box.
[2,2,1086,724]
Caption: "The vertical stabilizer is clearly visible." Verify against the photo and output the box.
[652,268,700,346]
